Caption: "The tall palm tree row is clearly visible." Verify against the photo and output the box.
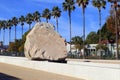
[0,11,42,45]
[52,6,61,32]
[76,0,89,58]
[92,0,106,43]
[62,0,75,52]
[42,8,51,23]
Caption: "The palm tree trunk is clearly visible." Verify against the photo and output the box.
[56,17,58,33]
[37,18,40,22]
[99,9,102,58]
[99,9,101,43]
[29,24,31,30]
[0,29,1,42]
[3,29,5,45]
[82,8,85,59]
[68,9,72,52]
[39,18,41,22]
[15,26,16,41]
[9,28,11,44]
[22,25,23,37]
[114,7,119,59]
[46,19,48,23]
[14,26,16,54]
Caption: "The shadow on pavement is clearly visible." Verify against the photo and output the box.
[0,73,21,80]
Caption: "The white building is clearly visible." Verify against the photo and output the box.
[66,43,77,53]
[86,44,98,56]
[66,42,120,56]
[107,43,120,56]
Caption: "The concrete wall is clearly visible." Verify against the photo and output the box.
[0,56,120,80]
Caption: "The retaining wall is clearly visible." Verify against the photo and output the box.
[0,56,120,80]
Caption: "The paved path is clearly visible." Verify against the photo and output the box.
[0,62,83,80]
[67,58,120,64]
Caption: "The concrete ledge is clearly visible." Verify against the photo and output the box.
[0,56,120,80]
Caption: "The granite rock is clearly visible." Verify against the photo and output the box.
[24,22,67,61]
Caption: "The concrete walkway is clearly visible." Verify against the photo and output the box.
[67,58,120,64]
[0,62,83,80]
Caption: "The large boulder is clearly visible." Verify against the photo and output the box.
[24,22,67,61]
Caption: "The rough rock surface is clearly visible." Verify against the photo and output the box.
[24,22,67,61]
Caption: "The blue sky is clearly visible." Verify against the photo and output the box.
[0,0,111,45]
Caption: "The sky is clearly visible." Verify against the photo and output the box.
[0,0,112,45]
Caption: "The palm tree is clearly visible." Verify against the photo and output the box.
[33,11,41,22]
[42,8,51,23]
[62,0,75,52]
[76,0,89,58]
[71,36,83,51]
[52,6,61,32]
[19,15,25,37]
[108,0,120,59]
[92,0,106,43]
[0,20,2,42]
[6,20,13,44]
[26,13,33,30]
[0,20,7,45]
[12,17,18,42]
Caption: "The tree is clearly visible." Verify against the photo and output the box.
[6,19,13,44]
[8,39,22,53]
[106,9,116,34]
[52,6,61,32]
[71,36,83,50]
[12,17,18,41]
[8,42,16,52]
[76,0,89,58]
[96,44,108,51]
[106,7,120,34]
[108,0,120,59]
[26,13,33,30]
[42,8,51,23]
[8,30,30,56]
[92,0,106,43]
[33,11,41,22]
[62,0,75,52]
[0,20,3,42]
[86,31,99,44]
[19,15,25,37]
[100,23,115,41]
[0,20,7,45]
